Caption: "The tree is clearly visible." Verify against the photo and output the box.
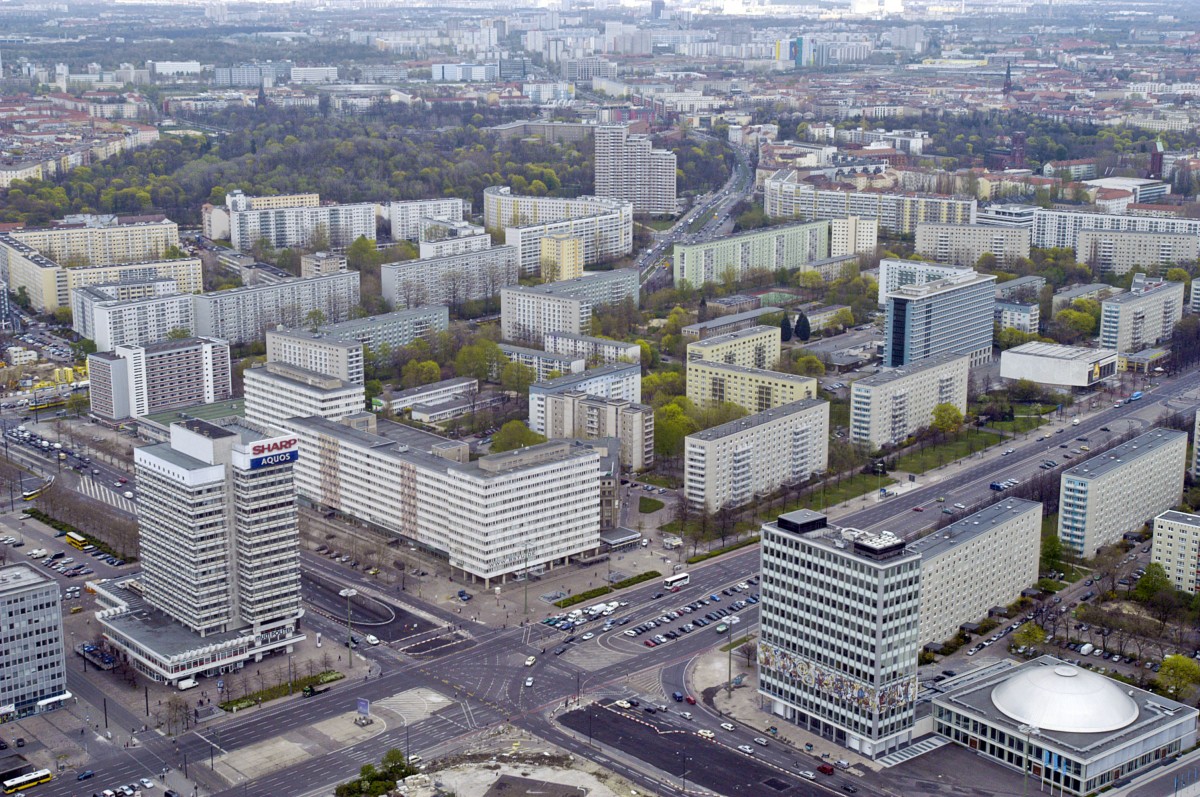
[345,236,378,271]
[454,340,504,382]
[794,312,812,342]
[499,361,535,396]
[1012,622,1047,650]
[1133,562,1173,603]
[1157,655,1200,700]
[793,354,825,376]
[1040,532,1063,573]
[780,314,793,342]
[305,309,326,332]
[52,306,72,326]
[166,327,191,340]
[400,359,440,389]
[489,420,547,453]
[931,403,964,437]
[831,307,856,330]
[654,403,698,459]
[737,639,758,666]
[66,393,89,417]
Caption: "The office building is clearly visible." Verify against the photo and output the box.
[192,272,361,346]
[1031,207,1200,251]
[544,390,655,472]
[911,499,1041,648]
[995,300,1040,334]
[1098,275,1185,355]
[500,270,639,345]
[483,187,633,276]
[686,360,817,413]
[681,307,785,340]
[884,270,996,368]
[1076,230,1198,277]
[374,377,478,415]
[87,337,232,422]
[934,657,1196,796]
[673,220,830,288]
[684,399,829,512]
[1082,177,1169,205]
[999,342,1117,389]
[318,306,449,352]
[243,362,366,433]
[876,258,971,306]
[381,245,519,310]
[1152,511,1200,594]
[850,353,969,449]
[265,328,365,384]
[226,190,376,252]
[543,332,641,365]
[759,511,920,758]
[299,252,347,279]
[385,198,468,242]
[764,170,977,235]
[72,285,196,351]
[499,344,585,381]
[528,363,642,434]
[9,214,181,267]
[98,420,304,682]
[686,325,782,370]
[593,124,677,216]
[0,565,67,719]
[1058,429,1187,556]
[915,223,1031,268]
[540,234,585,282]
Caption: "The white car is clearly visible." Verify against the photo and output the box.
[798,770,816,780]
[737,744,755,755]
[365,635,380,646]
[720,722,736,731]
[139,778,156,789]
[524,677,534,688]
[580,632,595,641]
[525,655,536,666]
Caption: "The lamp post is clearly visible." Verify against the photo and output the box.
[679,753,691,793]
[339,588,357,668]
[1019,724,1040,797]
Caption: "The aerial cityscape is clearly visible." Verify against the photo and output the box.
[6,0,1200,796]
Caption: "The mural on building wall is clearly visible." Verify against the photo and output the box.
[760,640,917,712]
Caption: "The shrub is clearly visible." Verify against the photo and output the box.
[686,536,760,564]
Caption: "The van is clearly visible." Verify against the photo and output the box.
[835,759,851,770]
[177,677,199,691]
[1072,418,1080,426]
[818,764,835,775]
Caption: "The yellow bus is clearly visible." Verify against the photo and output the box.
[65,532,87,550]
[2,769,52,794]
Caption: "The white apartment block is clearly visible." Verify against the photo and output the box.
[385,198,468,242]
[686,360,817,413]
[682,307,785,340]
[381,245,519,310]
[417,221,492,259]
[1031,208,1200,251]
[1076,230,1200,276]
[1152,511,1200,594]
[231,193,320,210]
[876,258,970,305]
[483,187,633,276]
[544,390,655,472]
[87,337,232,421]
[528,363,642,434]
[759,511,920,758]
[673,220,830,288]
[375,377,478,414]
[243,362,366,433]
[73,286,195,351]
[764,170,977,235]
[1099,276,1185,355]
[543,332,641,365]
[265,328,365,384]
[850,352,969,449]
[192,272,361,346]
[9,214,181,266]
[1058,429,1187,556]
[685,399,829,512]
[319,306,449,352]
[499,344,585,381]
[686,325,782,370]
[71,276,176,337]
[226,190,376,252]
[501,269,640,345]
[299,251,347,278]
[915,223,1032,268]
[830,215,879,258]
[995,300,1040,334]
[1194,410,1200,480]
[594,124,677,216]
[0,565,66,718]
[911,499,1042,647]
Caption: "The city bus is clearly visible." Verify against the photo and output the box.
[2,769,52,794]
[65,531,87,550]
[664,573,690,591]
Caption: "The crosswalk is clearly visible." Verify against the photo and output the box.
[74,476,137,515]
[876,736,949,767]
[371,687,453,725]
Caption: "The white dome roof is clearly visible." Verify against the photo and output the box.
[990,664,1139,734]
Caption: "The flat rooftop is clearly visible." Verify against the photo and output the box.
[1005,342,1116,362]
[388,377,475,403]
[1156,509,1200,527]
[499,343,580,362]
[686,324,779,350]
[688,359,816,385]
[682,307,782,334]
[688,398,825,441]
[1104,281,1183,305]
[1062,428,1186,481]
[907,499,1041,561]
[853,351,967,387]
[141,398,245,429]
[0,564,49,595]
[531,362,640,391]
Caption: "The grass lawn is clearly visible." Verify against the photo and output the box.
[639,474,679,489]
[895,430,1004,474]
[780,473,896,513]
[991,415,1047,434]
[639,497,665,514]
[643,217,677,231]
[687,208,716,234]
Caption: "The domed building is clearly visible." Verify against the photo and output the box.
[933,656,1197,795]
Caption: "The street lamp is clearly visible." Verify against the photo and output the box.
[679,753,691,792]
[339,588,357,668]
[1019,724,1041,797]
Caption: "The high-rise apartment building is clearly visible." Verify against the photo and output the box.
[317,306,449,354]
[686,325,782,370]
[539,234,585,282]
[686,360,817,413]
[673,220,830,288]
[381,245,519,309]
[593,124,677,216]
[299,251,348,278]
[0,565,66,718]
[543,390,655,472]
[1076,230,1199,276]
[243,362,365,433]
[265,328,365,384]
[528,363,642,434]
[417,220,491,259]
[87,337,232,422]
[72,283,196,351]
[914,223,1031,268]
[1058,429,1187,556]
[850,352,969,448]
[884,271,996,368]
[226,190,376,252]
[501,270,640,345]
[9,214,181,266]
[1152,510,1200,594]
[759,511,920,758]
[1099,275,1185,355]
[385,198,468,242]
[191,272,361,346]
[830,215,880,258]
[1031,207,1200,251]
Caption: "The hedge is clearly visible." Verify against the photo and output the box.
[220,669,344,712]
[686,536,760,565]
[552,570,663,608]
[22,508,133,561]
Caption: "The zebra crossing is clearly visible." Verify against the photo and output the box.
[370,687,452,725]
[74,475,137,515]
[876,736,949,767]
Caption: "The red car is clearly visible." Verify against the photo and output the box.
[644,640,657,647]
[911,506,924,512]
[685,695,696,705]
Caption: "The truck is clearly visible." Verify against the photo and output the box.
[178,677,199,691]
[1079,643,1095,656]
[302,685,329,698]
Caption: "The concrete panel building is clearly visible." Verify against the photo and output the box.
[299,251,347,278]
[381,245,519,310]
[226,190,376,252]
[544,390,655,472]
[995,300,1039,334]
[87,337,232,422]
[1058,428,1187,556]
[999,342,1118,389]
[884,270,996,368]
[995,275,1046,300]
[72,286,196,351]
[684,399,829,512]
[685,325,782,370]
[681,307,785,340]
[0,565,66,719]
[1098,276,1185,355]
[498,343,586,381]
[915,222,1032,268]
[850,352,969,448]
[384,198,468,242]
[243,362,365,433]
[417,220,491,259]
[500,270,639,345]
[1152,510,1200,594]
[528,363,641,434]
[539,234,585,282]
[543,332,641,365]
[686,360,817,413]
[1032,207,1200,251]
[1052,283,1124,312]
[9,214,181,266]
[374,378,478,415]
[1076,230,1199,277]
[191,272,361,346]
[319,306,449,352]
[673,220,830,288]
[594,124,676,216]
[876,258,970,306]
[830,215,879,258]
[265,328,365,384]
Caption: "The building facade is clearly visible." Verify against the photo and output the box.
[299,252,348,279]
[9,215,181,266]
[319,306,449,352]
[528,363,642,434]
[0,565,67,720]
[381,245,519,310]
[915,223,1032,268]
[385,198,468,242]
[685,325,782,370]
[995,300,1040,334]
[1058,429,1187,556]
[884,270,996,368]
[539,234,585,282]
[72,286,196,351]
[243,362,366,433]
[87,337,232,422]
[191,272,361,346]
[1076,230,1199,277]
[673,220,831,288]
[850,353,969,448]
[499,344,586,381]
[686,360,817,413]
[876,258,970,306]
[265,328,365,384]
[999,342,1118,389]
[500,270,640,345]
[1152,510,1200,594]
[681,306,785,340]
[543,332,642,365]
[594,124,677,216]
[226,191,376,252]
[543,390,655,472]
[1031,207,1200,251]
[1099,276,1185,355]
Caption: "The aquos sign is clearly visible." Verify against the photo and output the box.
[248,437,299,470]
